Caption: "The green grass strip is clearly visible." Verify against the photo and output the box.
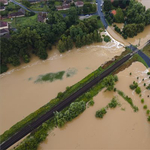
[117,90,138,112]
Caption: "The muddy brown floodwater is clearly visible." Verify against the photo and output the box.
[38,62,150,150]
[107,25,150,48]
[0,39,124,135]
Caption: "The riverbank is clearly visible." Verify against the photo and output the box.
[107,25,150,48]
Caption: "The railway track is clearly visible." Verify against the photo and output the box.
[0,51,135,150]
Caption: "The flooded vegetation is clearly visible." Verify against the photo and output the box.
[34,68,77,83]
[38,62,150,150]
[0,0,150,149]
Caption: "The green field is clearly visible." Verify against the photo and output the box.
[30,3,49,11]
[55,1,62,6]
[142,44,150,58]
[3,14,38,28]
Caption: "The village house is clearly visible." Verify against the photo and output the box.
[56,2,70,11]
[75,1,84,7]
[8,8,26,18]
[0,0,8,5]
[28,0,41,4]
[0,21,9,36]
[38,12,47,23]
[0,6,5,11]
[110,10,116,15]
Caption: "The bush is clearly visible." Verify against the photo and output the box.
[146,110,150,115]
[108,97,118,108]
[147,72,150,75]
[148,116,150,122]
[141,99,144,103]
[57,92,63,99]
[143,105,147,109]
[129,81,138,90]
[146,84,150,90]
[117,90,138,112]
[95,108,107,118]
[0,64,8,74]
[135,87,141,94]
[54,101,86,127]
[88,100,95,106]
[104,35,111,42]
[114,75,118,82]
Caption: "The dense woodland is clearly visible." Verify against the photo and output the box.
[104,0,150,39]
[0,7,102,74]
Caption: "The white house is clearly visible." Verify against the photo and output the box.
[0,0,8,5]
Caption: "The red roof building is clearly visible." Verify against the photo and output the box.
[75,1,84,7]
[111,10,116,15]
[0,21,8,29]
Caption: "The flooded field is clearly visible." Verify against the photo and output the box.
[0,39,124,135]
[38,62,150,150]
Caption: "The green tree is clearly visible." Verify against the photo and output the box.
[104,0,112,11]
[37,47,48,60]
[8,55,20,66]
[114,8,124,23]
[58,40,66,53]
[82,35,86,46]
[67,7,78,25]
[75,35,82,48]
[126,1,146,24]
[22,0,31,7]
[66,36,73,50]
[145,8,150,25]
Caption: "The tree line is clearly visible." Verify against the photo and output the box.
[103,0,150,39]
[0,8,103,73]
[58,18,102,53]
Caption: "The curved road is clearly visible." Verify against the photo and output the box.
[97,0,108,29]
[0,52,133,150]
[10,0,47,13]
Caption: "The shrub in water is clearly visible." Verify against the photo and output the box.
[95,108,107,118]
[135,87,141,94]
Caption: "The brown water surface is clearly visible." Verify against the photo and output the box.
[38,62,150,150]
[0,41,124,134]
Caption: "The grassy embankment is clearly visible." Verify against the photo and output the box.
[142,44,150,58]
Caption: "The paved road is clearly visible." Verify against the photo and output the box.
[127,44,150,67]
[10,0,47,13]
[97,0,108,29]
[10,0,31,12]
[0,52,134,150]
